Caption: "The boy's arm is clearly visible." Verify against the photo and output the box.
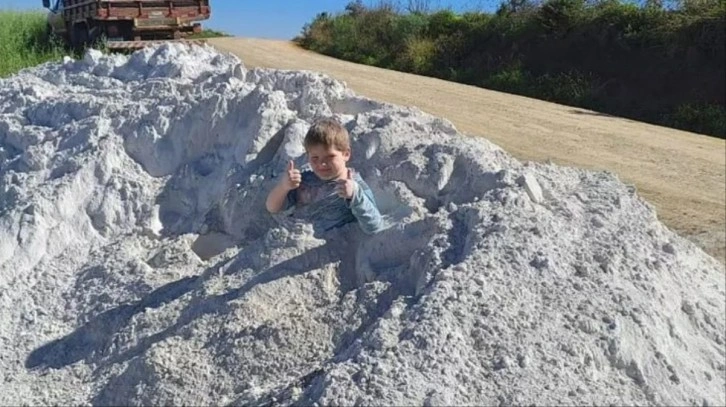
[349,180,384,234]
[266,160,300,213]
[266,183,293,213]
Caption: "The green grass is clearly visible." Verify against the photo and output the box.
[0,10,229,77]
[186,29,231,39]
[0,10,68,78]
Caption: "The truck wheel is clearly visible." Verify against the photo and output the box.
[70,23,89,50]
[87,24,102,46]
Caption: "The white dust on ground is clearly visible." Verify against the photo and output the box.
[0,44,724,406]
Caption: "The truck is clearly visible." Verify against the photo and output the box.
[43,0,211,50]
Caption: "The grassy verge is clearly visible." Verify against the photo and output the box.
[0,10,229,77]
[186,29,231,39]
[0,10,68,78]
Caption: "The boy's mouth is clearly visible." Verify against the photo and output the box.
[317,169,341,180]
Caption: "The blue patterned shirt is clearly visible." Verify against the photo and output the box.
[284,169,383,235]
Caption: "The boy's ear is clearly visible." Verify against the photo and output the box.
[343,148,351,160]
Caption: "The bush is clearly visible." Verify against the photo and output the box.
[400,36,436,74]
[537,0,587,36]
[484,65,530,94]
[671,103,726,137]
[426,9,461,37]
[391,13,429,51]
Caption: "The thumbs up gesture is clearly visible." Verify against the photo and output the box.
[335,168,357,200]
[283,160,302,191]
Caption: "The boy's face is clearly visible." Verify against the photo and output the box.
[306,144,350,181]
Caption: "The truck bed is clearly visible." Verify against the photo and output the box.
[61,0,210,23]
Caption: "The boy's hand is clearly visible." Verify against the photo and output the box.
[283,160,301,191]
[336,168,357,200]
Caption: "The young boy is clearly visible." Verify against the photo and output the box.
[265,118,383,235]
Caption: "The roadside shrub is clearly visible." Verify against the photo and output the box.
[486,66,530,94]
[537,0,587,36]
[671,103,726,137]
[426,9,462,37]
[400,36,436,74]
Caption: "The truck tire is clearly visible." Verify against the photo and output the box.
[46,24,67,46]
[70,23,89,50]
[88,24,102,45]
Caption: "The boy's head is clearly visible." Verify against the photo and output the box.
[304,118,351,180]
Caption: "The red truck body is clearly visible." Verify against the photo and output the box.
[44,0,211,49]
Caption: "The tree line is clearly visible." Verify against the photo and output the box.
[296,0,725,138]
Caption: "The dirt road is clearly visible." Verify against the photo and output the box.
[208,37,726,263]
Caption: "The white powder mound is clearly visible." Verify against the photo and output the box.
[0,44,724,406]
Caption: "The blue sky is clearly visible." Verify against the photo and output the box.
[0,0,499,39]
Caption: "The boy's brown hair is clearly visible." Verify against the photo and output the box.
[304,118,350,152]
